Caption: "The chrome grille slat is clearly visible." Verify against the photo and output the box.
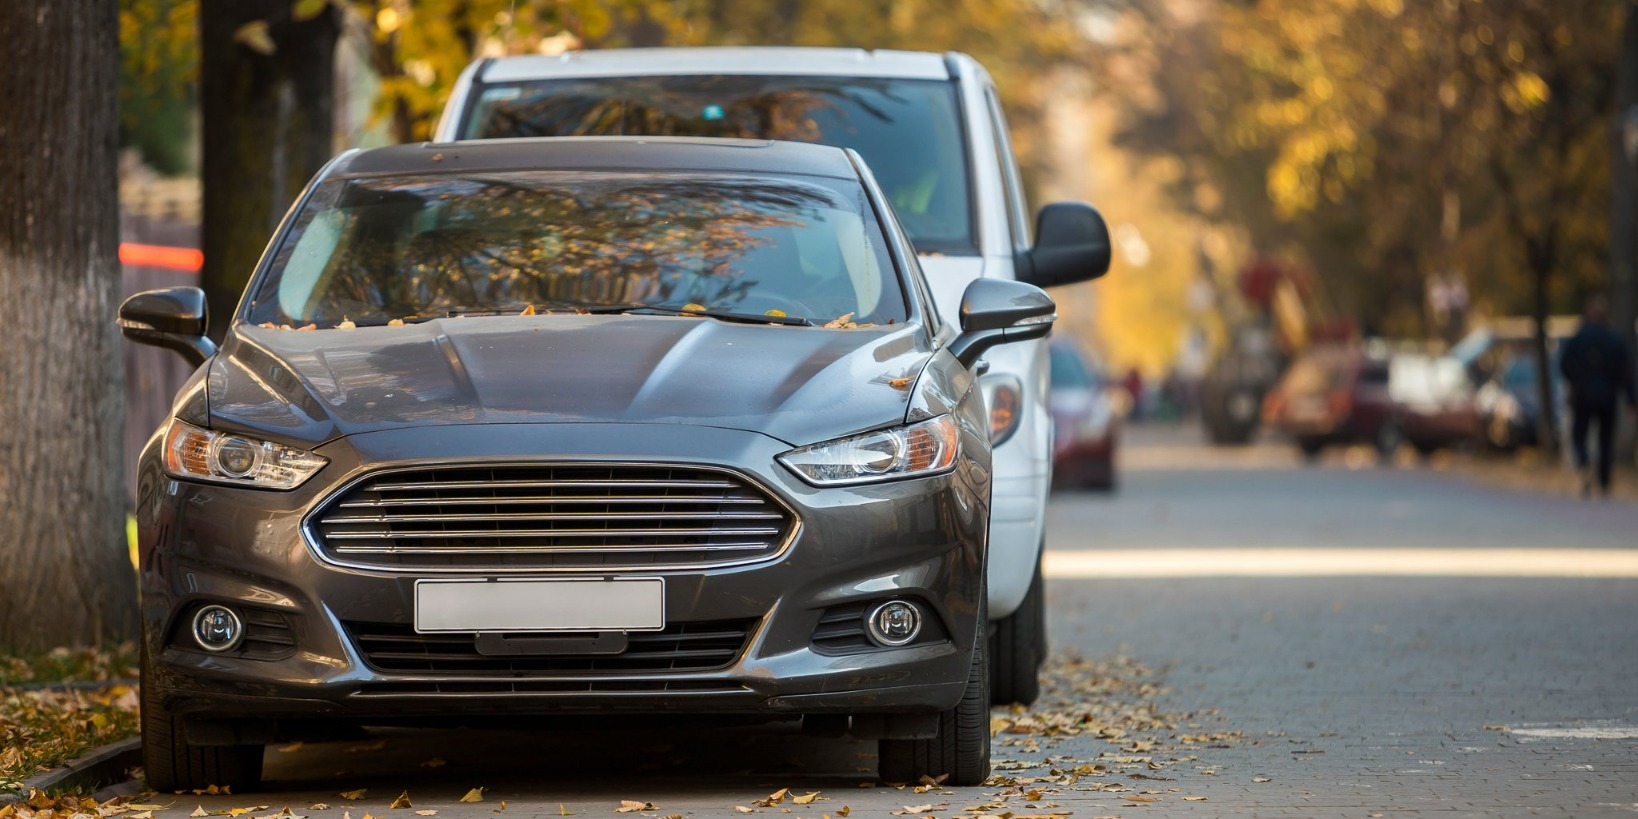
[337,496,767,509]
[311,464,796,571]
[364,478,738,492]
[322,511,783,525]
[333,542,771,555]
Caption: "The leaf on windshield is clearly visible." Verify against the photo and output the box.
[337,317,356,330]
[764,309,787,318]
[823,313,855,329]
[389,793,412,810]
[297,324,317,331]
[458,789,485,804]
[681,304,706,317]
[387,319,405,327]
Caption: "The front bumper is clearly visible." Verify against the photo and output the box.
[136,423,988,735]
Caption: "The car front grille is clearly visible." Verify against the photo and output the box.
[343,619,757,675]
[310,464,796,570]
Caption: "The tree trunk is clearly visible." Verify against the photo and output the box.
[200,0,339,340]
[0,0,139,652]
[1613,0,1638,464]
[1530,256,1559,458]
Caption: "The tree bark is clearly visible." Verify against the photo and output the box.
[1613,1,1638,443]
[200,0,340,340]
[0,0,139,651]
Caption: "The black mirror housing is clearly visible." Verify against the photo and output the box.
[118,286,218,367]
[947,279,1056,368]
[1015,202,1112,289]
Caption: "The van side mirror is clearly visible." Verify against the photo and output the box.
[946,279,1056,368]
[1014,202,1112,289]
[117,286,218,367]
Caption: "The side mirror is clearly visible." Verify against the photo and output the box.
[1014,202,1112,289]
[946,279,1056,368]
[117,286,218,367]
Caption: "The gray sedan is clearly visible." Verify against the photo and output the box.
[120,137,1097,792]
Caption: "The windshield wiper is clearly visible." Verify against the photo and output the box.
[570,303,815,326]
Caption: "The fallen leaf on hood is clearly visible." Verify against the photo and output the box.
[764,309,787,317]
[337,318,356,330]
[339,792,368,801]
[297,323,317,331]
[520,305,536,316]
[823,313,856,329]
[459,790,485,804]
[681,304,706,316]
[387,319,405,327]
[614,802,654,813]
[390,793,413,810]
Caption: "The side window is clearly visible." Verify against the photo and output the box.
[984,87,1032,252]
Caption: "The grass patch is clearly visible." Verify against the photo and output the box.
[1,646,141,792]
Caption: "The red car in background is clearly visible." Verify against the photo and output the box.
[1048,339,1118,490]
[1263,343,1479,459]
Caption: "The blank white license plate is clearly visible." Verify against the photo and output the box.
[414,578,665,633]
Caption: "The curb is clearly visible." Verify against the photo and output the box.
[0,737,143,804]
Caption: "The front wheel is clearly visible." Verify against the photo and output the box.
[990,555,1044,706]
[141,647,264,793]
[879,618,992,786]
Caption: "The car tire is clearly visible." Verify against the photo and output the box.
[141,646,264,793]
[1295,436,1325,459]
[1374,420,1403,461]
[879,617,992,786]
[989,555,1044,706]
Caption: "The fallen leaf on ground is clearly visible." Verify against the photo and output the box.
[420,758,447,769]
[891,805,937,815]
[338,792,367,802]
[415,811,437,816]
[188,810,207,819]
[128,805,174,811]
[390,794,413,810]
[1182,796,1207,801]
[837,808,850,817]
[753,790,789,808]
[1252,777,1271,783]
[346,741,387,754]
[792,793,821,806]
[614,802,654,813]
[734,809,754,815]
[309,805,331,811]
[459,790,485,804]
[559,807,573,816]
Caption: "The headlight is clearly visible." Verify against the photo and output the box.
[979,375,1024,446]
[163,418,327,490]
[778,415,961,486]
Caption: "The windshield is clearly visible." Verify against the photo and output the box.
[242,171,908,329]
[461,76,975,255]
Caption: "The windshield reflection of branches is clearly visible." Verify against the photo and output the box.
[484,85,865,145]
[314,176,831,322]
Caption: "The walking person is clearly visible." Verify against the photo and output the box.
[1558,295,1637,497]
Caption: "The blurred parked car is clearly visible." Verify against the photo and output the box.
[1263,343,1479,459]
[1474,352,1564,450]
[1048,340,1118,490]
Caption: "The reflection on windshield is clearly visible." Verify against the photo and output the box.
[463,76,974,254]
[242,171,908,329]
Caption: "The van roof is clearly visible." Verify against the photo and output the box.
[329,136,861,180]
[478,47,955,83]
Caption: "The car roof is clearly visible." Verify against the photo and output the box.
[478,47,954,82]
[328,136,861,180]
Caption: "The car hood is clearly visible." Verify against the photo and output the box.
[205,315,931,449]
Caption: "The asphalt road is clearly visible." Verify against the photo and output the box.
[164,427,1638,818]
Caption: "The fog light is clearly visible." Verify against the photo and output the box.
[866,600,922,647]
[192,605,244,652]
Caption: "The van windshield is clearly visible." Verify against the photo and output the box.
[460,76,976,255]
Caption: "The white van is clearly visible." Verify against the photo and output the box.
[434,47,1110,704]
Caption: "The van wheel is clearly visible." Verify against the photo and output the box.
[879,618,992,786]
[990,556,1044,706]
[141,647,264,793]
